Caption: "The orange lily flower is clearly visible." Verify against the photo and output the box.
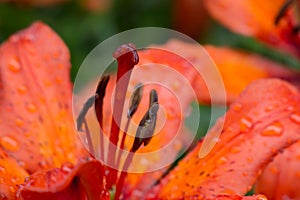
[1,22,300,200]
[204,0,300,57]
[0,21,108,199]
[147,78,300,199]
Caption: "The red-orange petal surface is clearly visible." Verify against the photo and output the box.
[149,40,300,104]
[204,0,300,57]
[17,159,108,200]
[214,194,267,200]
[0,21,87,174]
[0,149,28,199]
[147,79,300,199]
[255,140,300,199]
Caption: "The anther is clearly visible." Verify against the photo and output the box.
[131,89,159,152]
[127,83,144,118]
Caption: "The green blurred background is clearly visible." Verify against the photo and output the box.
[0,0,299,140]
[1,0,299,80]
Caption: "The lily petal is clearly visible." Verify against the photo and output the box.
[0,149,28,199]
[0,21,87,174]
[157,40,300,104]
[148,79,300,199]
[17,159,108,200]
[255,140,300,199]
[214,194,267,200]
[204,0,300,57]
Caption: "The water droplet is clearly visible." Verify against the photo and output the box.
[247,157,253,163]
[261,121,283,137]
[38,160,48,168]
[243,172,248,176]
[230,147,240,154]
[15,118,24,127]
[265,104,278,112]
[0,166,6,173]
[0,136,19,151]
[232,103,242,111]
[217,156,228,165]
[17,85,28,94]
[27,103,37,113]
[239,116,253,132]
[9,186,15,193]
[8,58,21,73]
[290,113,300,124]
[55,77,62,84]
[61,162,73,173]
[269,166,278,174]
[44,80,52,87]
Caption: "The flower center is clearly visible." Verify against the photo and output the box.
[76,43,159,199]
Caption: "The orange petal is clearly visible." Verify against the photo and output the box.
[255,140,300,199]
[0,21,87,173]
[204,0,300,57]
[0,149,28,199]
[214,194,267,200]
[147,79,300,199]
[204,45,300,102]
[144,40,300,104]
[17,159,108,200]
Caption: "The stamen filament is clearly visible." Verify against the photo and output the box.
[95,76,110,162]
[115,89,159,199]
[116,83,144,168]
[107,43,139,188]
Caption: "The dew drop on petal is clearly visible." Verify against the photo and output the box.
[269,166,278,174]
[290,113,300,124]
[265,104,278,112]
[217,156,228,165]
[0,136,19,151]
[27,103,37,113]
[230,147,240,154]
[17,85,28,94]
[232,103,242,111]
[261,121,283,137]
[239,116,253,132]
[8,58,21,73]
[0,166,6,173]
[61,162,73,174]
[15,118,24,127]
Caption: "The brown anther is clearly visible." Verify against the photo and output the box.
[76,94,98,131]
[128,83,144,118]
[95,75,110,125]
[131,89,159,152]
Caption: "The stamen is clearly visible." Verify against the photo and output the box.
[116,83,144,167]
[107,43,139,188]
[128,83,144,118]
[131,89,159,152]
[76,94,98,131]
[83,119,95,156]
[94,75,110,161]
[275,0,295,25]
[76,94,98,156]
[115,89,159,200]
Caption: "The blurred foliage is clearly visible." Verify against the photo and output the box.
[0,0,299,80]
